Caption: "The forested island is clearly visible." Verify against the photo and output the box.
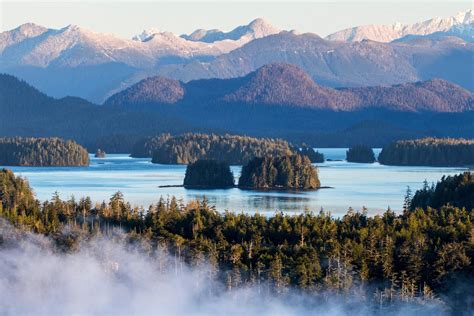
[0,137,89,166]
[299,145,324,163]
[0,168,473,313]
[238,155,320,190]
[145,133,295,164]
[378,138,474,166]
[183,160,235,188]
[346,145,376,163]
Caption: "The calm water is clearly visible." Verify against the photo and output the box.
[3,149,469,216]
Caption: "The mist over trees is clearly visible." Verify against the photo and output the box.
[183,160,235,188]
[378,138,474,166]
[149,133,295,164]
[238,155,320,190]
[0,137,89,166]
[346,145,376,163]
[0,168,473,313]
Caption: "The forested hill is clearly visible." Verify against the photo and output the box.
[0,137,89,166]
[378,138,474,166]
[145,133,295,164]
[105,63,474,112]
[0,74,202,152]
[1,169,473,313]
[2,72,474,151]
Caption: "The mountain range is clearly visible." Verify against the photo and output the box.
[1,10,472,103]
[2,63,472,152]
[105,63,474,112]
[326,9,473,42]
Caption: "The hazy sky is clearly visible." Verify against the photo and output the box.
[1,1,471,38]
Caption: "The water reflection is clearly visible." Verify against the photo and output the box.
[2,149,468,216]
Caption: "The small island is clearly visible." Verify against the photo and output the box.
[299,145,324,163]
[346,145,376,163]
[238,155,320,190]
[183,159,235,189]
[378,137,474,166]
[0,137,89,167]
[95,149,106,158]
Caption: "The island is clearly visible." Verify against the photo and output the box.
[299,145,324,163]
[1,167,472,313]
[346,145,376,163]
[0,137,89,166]
[378,137,474,166]
[238,155,320,190]
[132,133,295,164]
[183,159,234,189]
[95,149,106,158]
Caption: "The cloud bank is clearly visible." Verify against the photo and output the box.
[0,221,448,316]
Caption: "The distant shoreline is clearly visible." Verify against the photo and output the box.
[159,184,334,191]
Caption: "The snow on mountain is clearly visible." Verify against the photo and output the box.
[0,23,49,53]
[1,15,472,103]
[326,9,473,42]
[180,18,280,43]
[132,28,161,41]
[0,24,251,69]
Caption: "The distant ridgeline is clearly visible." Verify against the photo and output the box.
[346,145,376,163]
[132,133,295,164]
[378,138,474,166]
[238,155,320,190]
[0,137,89,166]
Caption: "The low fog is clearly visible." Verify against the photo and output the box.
[0,221,448,316]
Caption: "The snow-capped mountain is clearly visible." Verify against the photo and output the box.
[0,14,472,103]
[180,18,280,43]
[326,9,473,42]
[0,23,254,69]
[0,23,49,53]
[1,18,282,70]
[132,28,161,41]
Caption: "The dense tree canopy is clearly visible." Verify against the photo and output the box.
[130,134,172,158]
[0,137,89,166]
[346,145,376,163]
[148,133,295,165]
[183,160,235,188]
[378,138,474,166]
[0,169,473,313]
[238,155,320,190]
[299,145,324,163]
[410,172,474,211]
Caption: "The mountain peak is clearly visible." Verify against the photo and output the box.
[454,9,473,24]
[132,28,161,41]
[222,63,332,107]
[180,18,280,43]
[326,9,474,42]
[14,23,48,36]
[246,18,280,38]
[105,76,185,106]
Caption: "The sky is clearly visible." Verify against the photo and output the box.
[0,1,472,39]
